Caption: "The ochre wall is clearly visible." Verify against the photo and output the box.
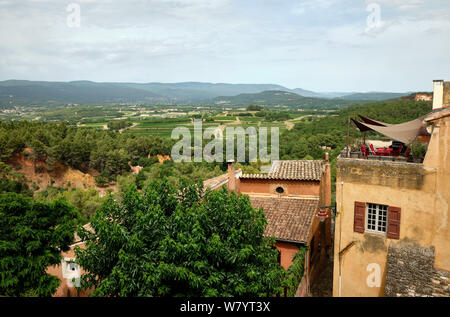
[333,179,434,297]
[239,179,320,197]
[423,115,450,270]
[333,115,450,297]
[444,82,450,106]
[276,241,300,270]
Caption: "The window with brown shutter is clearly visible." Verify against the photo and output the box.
[387,206,401,239]
[354,201,366,233]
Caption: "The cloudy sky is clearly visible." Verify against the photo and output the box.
[0,0,449,92]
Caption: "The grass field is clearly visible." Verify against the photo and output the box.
[70,109,303,140]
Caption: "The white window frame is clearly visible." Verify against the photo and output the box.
[62,257,81,287]
[365,203,388,234]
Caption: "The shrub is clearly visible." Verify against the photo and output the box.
[95,176,108,187]
[409,139,428,160]
[282,247,307,297]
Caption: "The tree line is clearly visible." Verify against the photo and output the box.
[0,121,174,179]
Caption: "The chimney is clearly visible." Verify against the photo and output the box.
[321,153,332,249]
[227,160,237,193]
[433,80,444,110]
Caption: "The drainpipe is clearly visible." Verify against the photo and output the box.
[338,181,344,297]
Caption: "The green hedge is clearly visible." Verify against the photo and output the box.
[283,246,307,297]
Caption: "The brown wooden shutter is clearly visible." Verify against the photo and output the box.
[387,206,401,239]
[354,201,366,233]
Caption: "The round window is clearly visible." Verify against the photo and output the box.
[276,186,285,194]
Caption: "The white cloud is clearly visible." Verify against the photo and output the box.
[0,0,449,91]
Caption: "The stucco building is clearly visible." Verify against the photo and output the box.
[208,157,332,296]
[332,81,450,297]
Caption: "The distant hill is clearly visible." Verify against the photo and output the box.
[338,92,410,101]
[0,80,292,106]
[0,80,164,106]
[0,80,411,107]
[291,88,351,99]
[120,82,292,101]
[209,90,367,109]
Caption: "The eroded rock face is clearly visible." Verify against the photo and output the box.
[385,243,450,297]
[8,153,103,192]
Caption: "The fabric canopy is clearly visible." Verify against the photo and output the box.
[351,118,372,132]
[352,115,430,144]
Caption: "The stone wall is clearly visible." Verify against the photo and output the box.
[385,243,450,297]
[444,82,450,106]
[337,158,428,190]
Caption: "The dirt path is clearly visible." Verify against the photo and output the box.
[285,115,313,130]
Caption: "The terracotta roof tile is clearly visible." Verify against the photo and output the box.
[250,196,319,244]
[241,160,323,181]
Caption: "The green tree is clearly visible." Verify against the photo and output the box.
[75,179,284,297]
[247,105,263,111]
[0,193,79,296]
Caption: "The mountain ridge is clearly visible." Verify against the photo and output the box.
[0,80,410,107]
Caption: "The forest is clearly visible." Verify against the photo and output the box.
[0,121,173,180]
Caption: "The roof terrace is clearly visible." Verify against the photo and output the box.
[342,114,431,164]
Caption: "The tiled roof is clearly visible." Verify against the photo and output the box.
[241,160,323,181]
[250,196,319,244]
[73,223,94,244]
[203,169,242,190]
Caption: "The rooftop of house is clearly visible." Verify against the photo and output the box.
[426,107,450,122]
[250,195,319,244]
[73,223,94,244]
[337,157,426,190]
[240,160,324,181]
[203,169,242,191]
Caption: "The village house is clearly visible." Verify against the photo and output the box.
[204,156,332,296]
[46,223,93,297]
[332,80,450,297]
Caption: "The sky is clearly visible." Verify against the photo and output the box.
[0,0,449,92]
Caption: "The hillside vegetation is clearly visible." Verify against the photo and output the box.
[280,100,432,160]
[0,121,173,181]
[209,90,368,109]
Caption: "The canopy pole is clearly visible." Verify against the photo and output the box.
[352,114,356,147]
[346,115,350,158]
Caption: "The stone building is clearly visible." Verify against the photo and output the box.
[332,80,450,297]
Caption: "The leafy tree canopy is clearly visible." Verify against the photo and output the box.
[75,179,285,297]
[0,193,79,296]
